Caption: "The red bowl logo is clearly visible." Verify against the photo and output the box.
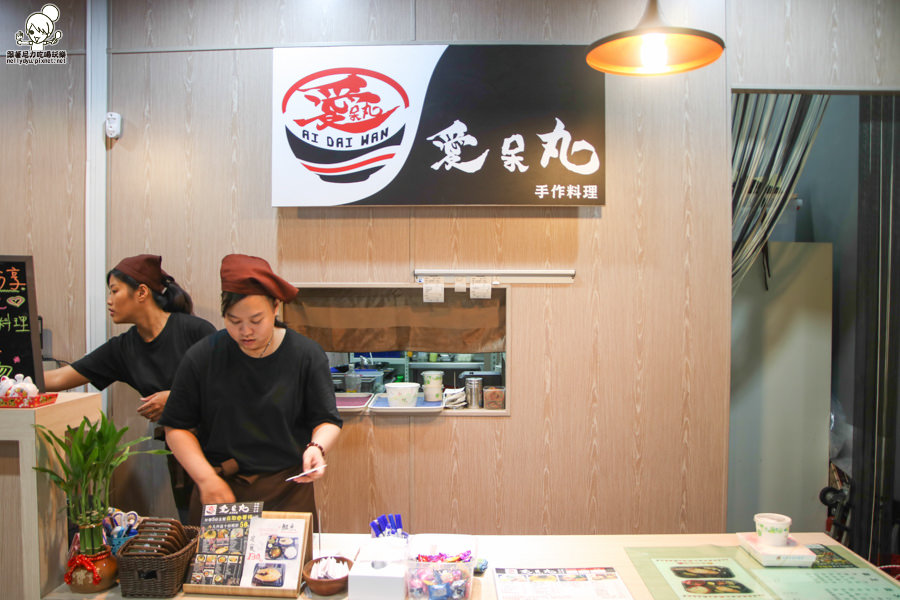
[281,68,410,183]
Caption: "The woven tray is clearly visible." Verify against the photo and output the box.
[118,526,199,598]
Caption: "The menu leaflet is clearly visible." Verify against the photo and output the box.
[494,567,634,600]
[239,517,307,589]
[187,502,264,586]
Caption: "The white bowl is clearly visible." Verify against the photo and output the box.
[385,382,419,407]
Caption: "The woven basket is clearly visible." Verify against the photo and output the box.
[118,526,199,598]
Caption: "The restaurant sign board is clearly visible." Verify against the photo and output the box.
[272,45,605,207]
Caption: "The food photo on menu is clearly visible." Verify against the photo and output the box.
[239,517,306,589]
[652,558,765,599]
[186,502,263,587]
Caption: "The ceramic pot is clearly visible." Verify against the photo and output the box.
[66,546,118,593]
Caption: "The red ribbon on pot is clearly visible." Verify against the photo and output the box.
[64,553,103,585]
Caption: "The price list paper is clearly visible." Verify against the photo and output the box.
[493,567,634,599]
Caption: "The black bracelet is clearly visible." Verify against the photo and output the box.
[305,441,325,457]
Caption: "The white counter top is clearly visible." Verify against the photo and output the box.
[43,531,896,599]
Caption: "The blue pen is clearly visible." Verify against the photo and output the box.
[377,514,390,535]
[395,514,403,532]
[387,513,398,533]
[369,519,382,537]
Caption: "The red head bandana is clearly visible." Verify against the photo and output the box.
[220,254,298,302]
[113,254,170,293]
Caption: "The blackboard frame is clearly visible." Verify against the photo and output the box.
[0,255,44,391]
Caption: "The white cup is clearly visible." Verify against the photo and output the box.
[754,513,791,546]
[423,384,442,403]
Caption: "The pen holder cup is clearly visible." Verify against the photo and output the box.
[110,531,139,556]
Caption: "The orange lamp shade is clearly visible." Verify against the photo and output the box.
[585,0,724,76]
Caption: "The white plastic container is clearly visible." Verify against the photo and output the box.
[385,382,419,407]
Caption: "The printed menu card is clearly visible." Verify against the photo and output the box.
[183,504,312,598]
[187,502,264,586]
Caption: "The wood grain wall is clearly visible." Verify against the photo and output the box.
[103,0,731,535]
[727,0,900,90]
[3,0,897,537]
[0,0,86,367]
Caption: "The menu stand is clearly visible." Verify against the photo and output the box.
[182,511,313,598]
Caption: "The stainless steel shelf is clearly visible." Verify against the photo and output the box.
[408,362,484,369]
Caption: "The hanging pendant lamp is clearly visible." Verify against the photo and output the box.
[586,0,724,76]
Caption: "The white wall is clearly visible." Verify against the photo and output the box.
[730,242,832,533]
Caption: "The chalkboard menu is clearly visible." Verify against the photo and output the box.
[0,256,44,390]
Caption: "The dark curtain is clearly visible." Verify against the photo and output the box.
[732,93,830,292]
[282,287,506,353]
[851,95,900,563]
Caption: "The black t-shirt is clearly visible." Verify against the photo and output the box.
[159,328,342,474]
[71,312,216,396]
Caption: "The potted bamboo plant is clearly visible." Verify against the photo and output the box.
[34,410,169,593]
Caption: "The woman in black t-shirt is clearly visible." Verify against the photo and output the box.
[44,254,215,421]
[160,254,342,526]
[44,254,215,521]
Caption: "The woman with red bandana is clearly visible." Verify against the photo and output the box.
[44,254,215,419]
[44,254,216,520]
[159,254,342,526]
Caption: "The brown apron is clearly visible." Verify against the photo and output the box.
[188,461,318,531]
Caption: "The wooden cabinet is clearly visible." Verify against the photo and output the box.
[0,393,102,600]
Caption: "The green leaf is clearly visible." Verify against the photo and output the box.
[32,409,171,527]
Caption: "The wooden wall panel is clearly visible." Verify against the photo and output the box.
[0,0,86,366]
[317,415,412,533]
[103,0,732,535]
[110,0,414,50]
[412,207,580,270]
[0,441,24,600]
[728,0,900,90]
[277,208,412,284]
[108,49,276,324]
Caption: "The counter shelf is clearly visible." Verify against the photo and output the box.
[368,393,444,415]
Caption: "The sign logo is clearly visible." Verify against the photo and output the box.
[7,3,66,65]
[281,68,410,183]
[272,45,445,207]
[271,45,604,206]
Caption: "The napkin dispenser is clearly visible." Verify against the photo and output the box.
[348,537,407,600]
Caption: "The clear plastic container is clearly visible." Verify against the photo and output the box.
[406,534,477,600]
[344,365,362,393]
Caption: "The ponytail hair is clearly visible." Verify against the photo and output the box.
[108,268,195,314]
